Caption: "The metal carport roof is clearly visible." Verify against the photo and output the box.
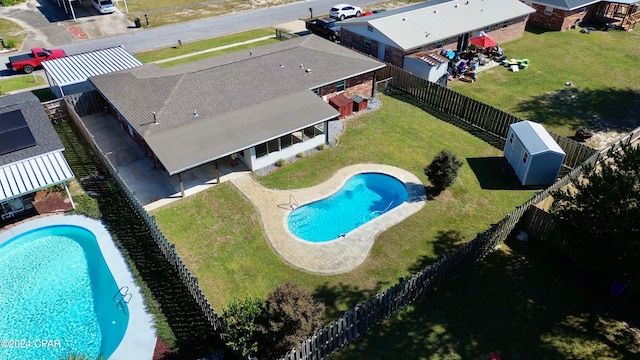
[43,45,142,94]
[0,151,74,203]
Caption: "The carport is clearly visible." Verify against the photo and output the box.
[42,46,142,98]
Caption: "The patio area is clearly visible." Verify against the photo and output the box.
[78,112,250,211]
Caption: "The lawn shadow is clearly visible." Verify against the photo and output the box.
[466,156,524,190]
[313,281,389,321]
[408,230,465,274]
[333,238,640,359]
[388,91,506,150]
[516,87,640,133]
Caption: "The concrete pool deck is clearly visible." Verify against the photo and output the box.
[231,164,427,275]
[0,215,156,360]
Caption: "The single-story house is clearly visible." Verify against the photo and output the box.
[503,121,566,186]
[339,0,535,68]
[0,92,75,221]
[42,46,143,98]
[522,0,639,31]
[89,35,385,188]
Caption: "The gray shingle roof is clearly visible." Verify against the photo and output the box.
[0,92,64,167]
[90,35,385,174]
[340,0,535,51]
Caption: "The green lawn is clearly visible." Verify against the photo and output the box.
[153,93,536,318]
[134,28,277,63]
[449,26,640,137]
[0,74,45,94]
[0,17,26,49]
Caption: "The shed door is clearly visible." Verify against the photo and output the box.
[516,151,529,182]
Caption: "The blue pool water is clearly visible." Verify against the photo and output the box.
[0,225,129,360]
[288,173,408,242]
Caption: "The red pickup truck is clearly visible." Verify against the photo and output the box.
[6,47,66,74]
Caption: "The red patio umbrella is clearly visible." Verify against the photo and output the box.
[469,32,497,48]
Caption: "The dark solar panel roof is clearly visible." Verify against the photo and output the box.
[0,109,37,156]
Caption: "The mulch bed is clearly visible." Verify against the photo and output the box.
[153,338,175,360]
[32,190,73,214]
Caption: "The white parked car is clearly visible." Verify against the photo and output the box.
[329,4,362,20]
[91,0,115,14]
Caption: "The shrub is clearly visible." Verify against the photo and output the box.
[275,158,286,166]
[424,150,463,192]
[316,143,328,150]
[222,298,264,359]
[256,282,325,359]
[296,152,305,158]
[3,38,17,49]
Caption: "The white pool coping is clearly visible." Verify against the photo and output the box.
[0,215,156,360]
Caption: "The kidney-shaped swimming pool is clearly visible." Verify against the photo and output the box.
[287,173,409,242]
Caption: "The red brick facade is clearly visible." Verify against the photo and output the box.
[527,3,596,31]
[341,16,530,68]
[315,72,376,99]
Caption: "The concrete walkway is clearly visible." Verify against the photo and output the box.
[231,164,427,275]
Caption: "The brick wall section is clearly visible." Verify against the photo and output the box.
[317,72,375,99]
[527,3,596,31]
[341,16,529,68]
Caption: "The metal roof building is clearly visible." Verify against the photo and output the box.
[43,45,142,98]
[339,0,535,51]
[0,92,75,219]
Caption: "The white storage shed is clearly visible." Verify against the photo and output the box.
[402,52,449,84]
[503,121,566,186]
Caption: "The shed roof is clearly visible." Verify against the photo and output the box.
[90,35,384,175]
[339,0,535,51]
[510,121,565,156]
[43,46,142,88]
[0,93,74,202]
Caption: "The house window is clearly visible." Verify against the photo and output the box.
[544,6,553,15]
[415,46,424,52]
[255,143,268,158]
[436,40,444,48]
[523,152,529,163]
[336,80,345,93]
[509,133,514,143]
[364,37,371,48]
[267,138,280,153]
[367,25,373,32]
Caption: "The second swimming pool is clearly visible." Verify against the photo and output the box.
[287,173,408,242]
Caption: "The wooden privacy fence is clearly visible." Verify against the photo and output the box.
[376,65,597,169]
[280,125,640,360]
[54,93,225,333]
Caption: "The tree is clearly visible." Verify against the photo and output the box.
[222,298,264,359]
[550,142,640,283]
[424,150,463,192]
[256,281,325,359]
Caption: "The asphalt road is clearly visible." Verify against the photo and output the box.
[1,0,382,77]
